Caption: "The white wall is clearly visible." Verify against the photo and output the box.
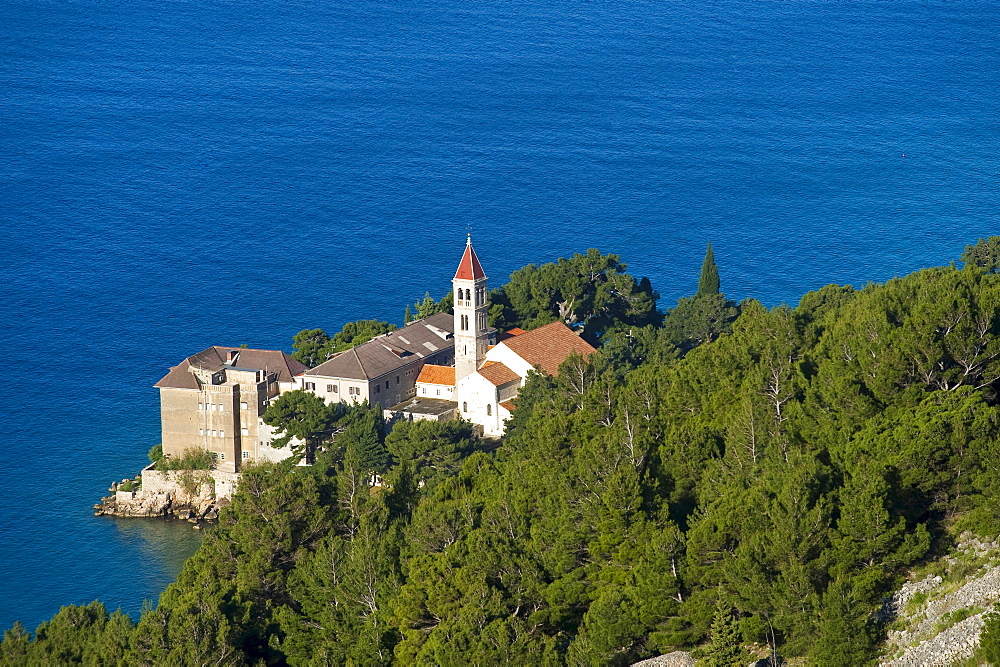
[456,372,505,436]
[483,344,533,380]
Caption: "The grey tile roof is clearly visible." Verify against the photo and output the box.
[155,347,308,389]
[305,312,455,381]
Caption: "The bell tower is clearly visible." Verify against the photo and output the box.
[453,235,491,382]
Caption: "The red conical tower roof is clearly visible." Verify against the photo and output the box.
[454,235,487,280]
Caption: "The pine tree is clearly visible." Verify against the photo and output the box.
[703,603,744,666]
[404,304,413,323]
[698,242,720,296]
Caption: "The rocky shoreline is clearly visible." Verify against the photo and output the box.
[94,471,230,525]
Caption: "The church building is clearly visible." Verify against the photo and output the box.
[391,236,596,436]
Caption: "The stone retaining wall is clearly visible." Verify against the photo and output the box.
[96,465,240,520]
[141,464,239,501]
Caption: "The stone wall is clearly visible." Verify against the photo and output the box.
[881,534,1000,666]
[142,465,238,501]
[95,464,239,521]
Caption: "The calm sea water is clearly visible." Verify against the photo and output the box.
[2,0,999,632]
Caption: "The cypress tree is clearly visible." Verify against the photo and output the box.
[698,242,721,296]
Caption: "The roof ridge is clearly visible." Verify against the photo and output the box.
[352,347,370,379]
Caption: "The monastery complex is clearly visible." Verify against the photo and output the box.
[155,238,595,472]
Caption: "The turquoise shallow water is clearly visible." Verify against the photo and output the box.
[2,0,999,632]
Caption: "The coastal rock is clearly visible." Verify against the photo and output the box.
[632,651,695,667]
[95,466,231,522]
[96,490,173,518]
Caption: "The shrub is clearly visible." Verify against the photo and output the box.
[977,609,1000,663]
[156,447,215,471]
[147,444,164,466]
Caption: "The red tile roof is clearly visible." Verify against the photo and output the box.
[416,364,455,386]
[497,327,527,342]
[479,362,521,387]
[501,321,597,376]
[499,400,517,412]
[454,238,487,281]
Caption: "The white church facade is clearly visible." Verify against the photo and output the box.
[394,236,596,436]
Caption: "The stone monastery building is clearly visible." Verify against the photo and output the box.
[154,347,307,473]
[155,237,594,470]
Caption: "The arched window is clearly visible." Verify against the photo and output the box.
[463,401,468,412]
[465,288,471,301]
[486,404,492,416]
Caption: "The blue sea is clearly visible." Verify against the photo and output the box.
[2,0,999,633]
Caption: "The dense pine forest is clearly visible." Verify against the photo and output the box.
[7,241,1000,666]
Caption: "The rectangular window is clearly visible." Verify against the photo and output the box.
[211,430,217,437]
[199,428,204,436]
[385,380,390,389]
[332,385,338,393]
[327,384,333,392]
[220,452,225,461]
[198,402,203,410]
[305,382,316,391]
[240,402,248,410]
[241,428,249,436]
[220,430,225,438]
[436,388,441,396]
[375,385,380,393]
[396,376,400,384]
[422,388,427,395]
[242,451,250,460]
[218,404,223,411]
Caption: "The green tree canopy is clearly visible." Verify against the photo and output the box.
[697,242,720,296]
[490,248,660,339]
[293,320,398,367]
[17,243,1000,666]
[961,236,1000,273]
[262,390,340,464]
[291,328,332,367]
[662,242,738,354]
[409,290,454,321]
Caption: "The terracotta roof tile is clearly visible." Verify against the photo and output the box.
[479,362,521,387]
[416,364,455,386]
[499,400,517,412]
[501,321,596,376]
[454,239,487,280]
[500,327,527,340]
